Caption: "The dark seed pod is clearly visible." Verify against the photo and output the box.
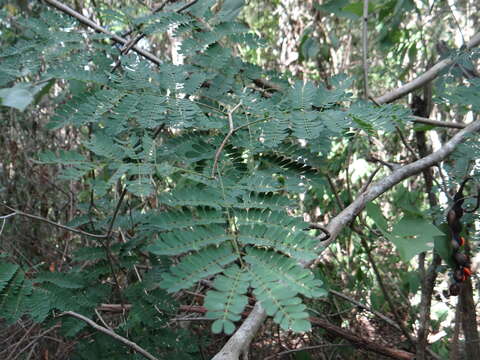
[452,233,464,246]
[454,252,471,267]
[446,178,477,297]
[448,210,459,229]
[453,268,465,282]
[451,239,460,250]
[449,282,461,296]
[463,267,473,278]
[448,209,462,233]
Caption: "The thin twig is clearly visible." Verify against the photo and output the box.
[177,0,199,12]
[371,96,464,129]
[211,101,242,178]
[411,115,466,129]
[0,212,17,219]
[97,303,133,312]
[60,311,159,360]
[326,174,345,211]
[9,324,61,360]
[358,165,381,193]
[396,126,419,160]
[308,223,331,242]
[5,323,37,360]
[309,317,415,360]
[366,155,401,171]
[43,0,162,65]
[106,189,127,239]
[111,0,198,71]
[329,289,401,331]
[1,204,107,239]
[173,316,209,321]
[357,230,415,345]
[265,343,349,360]
[94,309,113,330]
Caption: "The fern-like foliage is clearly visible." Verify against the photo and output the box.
[204,264,250,334]
[0,0,335,337]
[0,0,427,342]
[145,172,325,332]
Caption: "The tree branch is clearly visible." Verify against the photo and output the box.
[411,115,466,129]
[43,0,162,65]
[213,119,480,359]
[44,0,476,132]
[41,2,480,358]
[309,317,415,360]
[320,119,480,248]
[211,303,267,360]
[60,311,159,360]
[1,204,108,239]
[329,289,401,331]
[374,33,480,104]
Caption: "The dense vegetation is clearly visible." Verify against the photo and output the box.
[1,0,480,359]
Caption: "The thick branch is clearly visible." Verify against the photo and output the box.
[320,119,480,248]
[214,119,480,359]
[183,304,413,360]
[211,303,267,360]
[374,33,480,104]
[44,0,477,131]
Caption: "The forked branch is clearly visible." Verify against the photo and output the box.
[60,311,159,360]
[214,119,480,359]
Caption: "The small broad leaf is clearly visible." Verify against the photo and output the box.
[0,84,34,111]
[0,263,19,292]
[216,0,245,22]
[385,216,444,262]
[365,202,388,231]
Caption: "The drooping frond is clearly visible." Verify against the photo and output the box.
[204,264,250,335]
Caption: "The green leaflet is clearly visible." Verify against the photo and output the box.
[238,223,318,262]
[244,248,326,298]
[35,271,87,289]
[159,244,239,293]
[204,264,250,335]
[0,262,19,293]
[147,209,226,230]
[246,248,314,332]
[0,267,31,323]
[147,225,234,255]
